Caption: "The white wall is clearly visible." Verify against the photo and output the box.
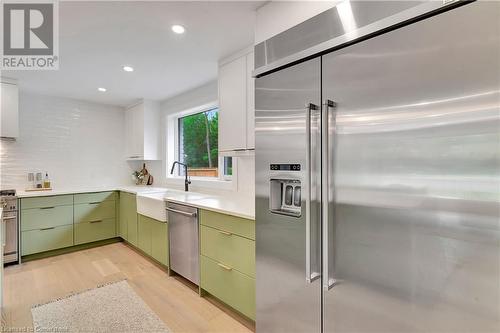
[0,93,130,191]
[133,80,255,198]
[255,1,338,43]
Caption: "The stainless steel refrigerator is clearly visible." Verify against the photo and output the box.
[255,1,500,332]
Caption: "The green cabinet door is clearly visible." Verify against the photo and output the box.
[137,214,152,254]
[74,218,116,245]
[137,214,168,267]
[119,192,137,244]
[127,210,138,246]
[21,225,74,256]
[201,255,255,320]
[118,192,128,239]
[151,219,168,266]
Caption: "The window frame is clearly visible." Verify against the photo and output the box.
[166,101,236,190]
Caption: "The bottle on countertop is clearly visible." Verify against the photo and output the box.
[43,172,51,189]
[36,172,43,188]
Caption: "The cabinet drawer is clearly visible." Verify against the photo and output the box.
[21,195,73,210]
[201,255,255,320]
[201,225,255,277]
[200,210,255,240]
[74,218,116,245]
[21,205,73,231]
[74,191,116,204]
[21,225,73,256]
[74,201,115,224]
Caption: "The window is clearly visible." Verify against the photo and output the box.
[176,107,232,179]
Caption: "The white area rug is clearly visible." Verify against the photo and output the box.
[31,280,170,333]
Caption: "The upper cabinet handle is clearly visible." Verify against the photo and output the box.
[40,206,55,210]
[89,201,101,205]
[218,230,232,236]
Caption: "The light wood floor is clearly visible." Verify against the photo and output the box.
[2,242,254,333]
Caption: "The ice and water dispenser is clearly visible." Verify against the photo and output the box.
[269,164,302,217]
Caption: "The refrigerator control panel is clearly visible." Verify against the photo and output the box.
[270,164,301,171]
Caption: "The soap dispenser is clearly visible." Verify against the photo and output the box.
[43,172,51,189]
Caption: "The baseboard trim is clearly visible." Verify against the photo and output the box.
[21,238,122,262]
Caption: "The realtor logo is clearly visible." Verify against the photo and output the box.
[1,1,59,70]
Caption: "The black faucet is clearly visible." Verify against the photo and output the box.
[170,161,191,192]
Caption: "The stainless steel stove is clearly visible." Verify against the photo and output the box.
[1,189,19,264]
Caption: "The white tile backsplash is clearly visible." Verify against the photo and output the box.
[0,92,130,191]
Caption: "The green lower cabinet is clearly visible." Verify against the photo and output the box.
[151,219,168,266]
[118,193,128,239]
[201,255,255,320]
[127,215,138,246]
[21,205,73,231]
[119,192,137,245]
[137,215,152,254]
[22,225,74,256]
[74,218,116,245]
[137,214,168,266]
[200,225,255,278]
[20,192,121,257]
[74,201,115,224]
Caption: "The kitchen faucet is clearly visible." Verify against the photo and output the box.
[170,161,191,192]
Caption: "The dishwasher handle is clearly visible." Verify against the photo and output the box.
[166,207,197,218]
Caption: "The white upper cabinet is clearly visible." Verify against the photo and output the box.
[0,78,19,139]
[218,49,255,152]
[125,100,160,160]
[246,52,255,150]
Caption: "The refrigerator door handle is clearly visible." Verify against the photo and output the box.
[306,102,320,283]
[322,99,337,291]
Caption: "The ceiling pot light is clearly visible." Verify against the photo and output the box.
[122,66,134,72]
[171,24,185,34]
[97,87,107,92]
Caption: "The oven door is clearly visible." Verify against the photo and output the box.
[3,211,18,263]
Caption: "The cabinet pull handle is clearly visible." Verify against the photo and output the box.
[89,201,101,205]
[40,206,55,210]
[217,263,232,271]
[40,227,55,231]
[218,230,232,236]
[90,220,103,223]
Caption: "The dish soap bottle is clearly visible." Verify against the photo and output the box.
[43,172,51,189]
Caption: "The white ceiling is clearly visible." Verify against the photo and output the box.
[3,1,260,107]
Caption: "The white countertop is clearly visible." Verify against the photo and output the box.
[138,190,254,220]
[16,185,169,198]
[16,185,255,220]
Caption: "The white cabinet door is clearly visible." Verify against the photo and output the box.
[142,100,160,160]
[0,82,19,138]
[246,52,255,150]
[124,101,159,160]
[133,103,144,158]
[219,56,247,152]
[125,104,143,159]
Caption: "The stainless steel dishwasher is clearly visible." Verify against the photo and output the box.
[166,202,199,285]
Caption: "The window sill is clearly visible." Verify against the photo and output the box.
[166,176,234,191]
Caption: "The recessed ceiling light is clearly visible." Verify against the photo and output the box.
[171,24,185,34]
[122,66,134,72]
[98,87,107,92]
